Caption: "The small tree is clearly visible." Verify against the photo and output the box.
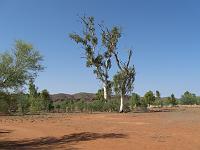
[155,90,163,107]
[130,93,141,110]
[144,91,155,107]
[170,94,177,106]
[113,50,135,112]
[29,79,38,98]
[17,93,29,115]
[40,89,51,112]
[28,79,38,112]
[69,16,121,100]
[181,91,197,105]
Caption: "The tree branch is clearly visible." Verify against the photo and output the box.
[114,52,122,71]
[126,49,132,68]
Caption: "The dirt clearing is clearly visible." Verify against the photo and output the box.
[1,108,200,150]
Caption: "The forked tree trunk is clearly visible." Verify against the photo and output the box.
[119,93,124,113]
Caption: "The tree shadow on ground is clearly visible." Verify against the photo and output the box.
[0,129,12,134]
[0,132,127,150]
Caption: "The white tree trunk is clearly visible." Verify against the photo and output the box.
[119,94,123,112]
[103,85,107,100]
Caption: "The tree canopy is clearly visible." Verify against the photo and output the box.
[69,16,121,99]
[0,40,44,91]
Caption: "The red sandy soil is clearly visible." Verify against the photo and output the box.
[1,108,200,150]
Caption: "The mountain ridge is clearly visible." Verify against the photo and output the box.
[50,92,96,102]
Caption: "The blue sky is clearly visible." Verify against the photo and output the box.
[0,0,200,97]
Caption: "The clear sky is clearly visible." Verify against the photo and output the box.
[0,0,200,97]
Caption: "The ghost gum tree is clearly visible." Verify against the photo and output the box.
[69,16,121,100]
[113,50,136,112]
[0,40,44,91]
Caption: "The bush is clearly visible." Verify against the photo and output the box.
[29,96,44,113]
[144,91,155,107]
[196,97,200,105]
[130,93,141,110]
[55,103,61,112]
[55,100,77,113]
[82,99,120,113]
[40,89,51,112]
[0,92,9,114]
[103,99,120,112]
[0,93,18,114]
[17,94,30,115]
[180,91,197,105]
[90,100,105,112]
[131,97,148,112]
[75,100,85,112]
[95,89,104,100]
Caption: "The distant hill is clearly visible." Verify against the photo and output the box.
[72,92,96,101]
[50,92,96,102]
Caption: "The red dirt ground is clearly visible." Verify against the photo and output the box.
[1,108,200,150]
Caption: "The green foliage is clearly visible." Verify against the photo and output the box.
[7,94,18,113]
[104,99,120,112]
[96,84,112,100]
[130,93,141,109]
[113,49,135,112]
[28,80,40,113]
[28,79,38,97]
[29,96,43,113]
[76,100,85,112]
[155,90,162,107]
[17,94,30,114]
[0,40,44,90]
[69,16,121,99]
[40,89,51,112]
[180,91,197,105]
[28,81,51,113]
[95,88,105,100]
[170,94,177,106]
[113,66,135,96]
[153,99,162,107]
[86,99,120,112]
[55,103,61,112]
[144,91,156,106]
[0,92,27,114]
[65,100,75,112]
[0,92,9,113]
[87,102,94,113]
[92,100,105,111]
[140,97,148,108]
[196,97,200,105]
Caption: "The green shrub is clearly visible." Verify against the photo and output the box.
[144,91,155,107]
[140,97,148,108]
[40,89,51,112]
[29,96,44,113]
[196,97,200,105]
[180,91,197,105]
[90,100,105,112]
[104,99,120,112]
[17,94,30,115]
[130,93,141,110]
[0,92,9,113]
[75,100,85,112]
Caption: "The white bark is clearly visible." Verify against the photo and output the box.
[103,85,107,100]
[119,94,123,112]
